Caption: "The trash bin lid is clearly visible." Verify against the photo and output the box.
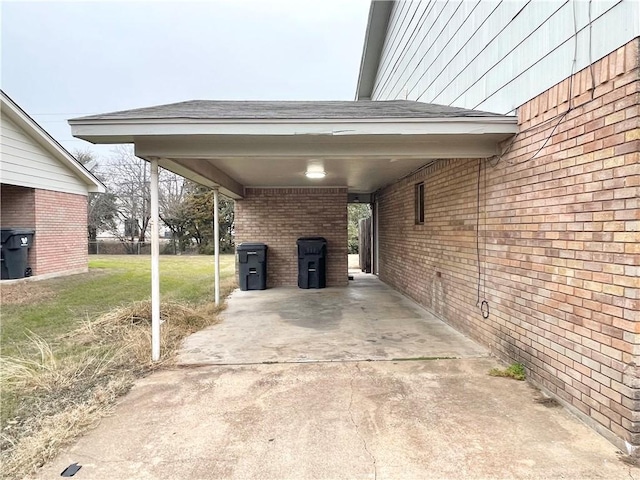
[297,236,326,245]
[1,228,35,243]
[237,242,268,251]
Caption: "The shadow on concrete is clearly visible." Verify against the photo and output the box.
[178,272,488,366]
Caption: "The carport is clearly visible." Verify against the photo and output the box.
[69,100,517,360]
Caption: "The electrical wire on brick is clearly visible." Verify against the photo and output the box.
[476,158,481,306]
[489,0,582,169]
[588,0,596,100]
[476,0,588,320]
[476,158,489,319]
[514,0,578,164]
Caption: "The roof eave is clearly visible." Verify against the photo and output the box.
[355,1,395,100]
[69,116,518,144]
[69,116,517,125]
[1,91,107,193]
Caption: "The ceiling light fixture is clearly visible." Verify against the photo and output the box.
[305,160,326,179]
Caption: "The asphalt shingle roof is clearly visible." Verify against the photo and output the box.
[71,100,504,121]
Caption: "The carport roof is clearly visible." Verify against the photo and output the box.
[72,100,504,121]
[69,99,517,199]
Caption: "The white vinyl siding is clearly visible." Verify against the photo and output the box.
[0,115,88,195]
[371,0,640,114]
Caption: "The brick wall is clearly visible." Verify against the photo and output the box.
[1,184,37,269]
[234,187,348,287]
[32,189,88,276]
[377,38,639,451]
[1,184,36,227]
[0,184,88,277]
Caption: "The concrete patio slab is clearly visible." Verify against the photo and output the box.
[178,273,487,365]
[35,359,632,480]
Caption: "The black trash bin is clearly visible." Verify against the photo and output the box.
[1,228,35,280]
[297,237,327,289]
[237,243,267,291]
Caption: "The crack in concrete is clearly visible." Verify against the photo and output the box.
[176,356,474,368]
[348,363,378,480]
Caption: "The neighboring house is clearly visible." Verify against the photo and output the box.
[68,0,638,454]
[0,90,105,279]
[356,0,639,455]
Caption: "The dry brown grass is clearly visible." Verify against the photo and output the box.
[0,282,55,306]
[1,333,117,395]
[2,374,131,479]
[1,299,224,480]
[72,299,225,368]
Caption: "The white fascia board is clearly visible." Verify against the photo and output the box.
[70,116,518,142]
[1,92,106,193]
[355,1,395,100]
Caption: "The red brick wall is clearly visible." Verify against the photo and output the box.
[377,38,639,451]
[32,189,88,276]
[1,184,36,227]
[235,187,348,287]
[1,184,88,277]
[1,184,37,269]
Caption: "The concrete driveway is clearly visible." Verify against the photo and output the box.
[37,360,631,479]
[179,273,487,365]
[36,274,634,479]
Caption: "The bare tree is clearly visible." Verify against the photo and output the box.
[91,146,234,254]
[159,172,190,252]
[75,150,119,253]
[103,146,196,252]
[106,145,152,246]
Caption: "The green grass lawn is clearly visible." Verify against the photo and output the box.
[1,254,236,355]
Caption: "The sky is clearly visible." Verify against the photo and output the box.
[1,0,371,158]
